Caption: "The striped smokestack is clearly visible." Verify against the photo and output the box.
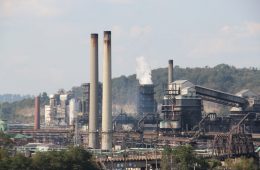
[88,33,99,148]
[34,96,40,130]
[101,31,112,150]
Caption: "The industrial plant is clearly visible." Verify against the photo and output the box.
[2,31,260,170]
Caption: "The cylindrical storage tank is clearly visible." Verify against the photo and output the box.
[45,105,51,126]
[69,99,79,126]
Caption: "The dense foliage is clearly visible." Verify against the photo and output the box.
[224,157,258,170]
[0,94,32,103]
[1,64,259,120]
[161,145,209,170]
[0,132,14,149]
[0,92,49,121]
[0,147,100,170]
[161,145,258,170]
[114,64,260,105]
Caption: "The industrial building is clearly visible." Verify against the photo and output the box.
[4,31,260,169]
[81,83,102,117]
[160,80,202,132]
[44,90,80,127]
[137,84,157,114]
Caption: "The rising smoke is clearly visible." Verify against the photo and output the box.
[136,56,153,85]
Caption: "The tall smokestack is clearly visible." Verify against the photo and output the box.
[89,33,99,148]
[34,96,40,130]
[168,60,173,84]
[101,31,112,150]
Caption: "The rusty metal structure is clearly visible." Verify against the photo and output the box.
[212,113,256,158]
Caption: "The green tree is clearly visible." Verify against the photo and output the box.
[224,157,258,170]
[172,145,197,170]
[161,145,209,170]
[63,146,99,170]
[161,146,173,170]
[0,132,14,148]
[40,92,49,107]
[0,147,100,170]
[32,146,100,170]
[207,159,222,169]
[9,154,32,170]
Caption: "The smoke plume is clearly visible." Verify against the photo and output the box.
[136,56,153,85]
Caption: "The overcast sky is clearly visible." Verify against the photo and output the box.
[0,0,260,95]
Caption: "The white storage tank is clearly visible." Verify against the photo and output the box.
[69,99,79,126]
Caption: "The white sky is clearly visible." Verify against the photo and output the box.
[0,0,260,94]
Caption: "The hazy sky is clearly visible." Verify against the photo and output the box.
[0,0,260,94]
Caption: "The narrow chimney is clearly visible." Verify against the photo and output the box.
[168,60,173,84]
[34,96,40,130]
[89,33,99,148]
[101,31,112,150]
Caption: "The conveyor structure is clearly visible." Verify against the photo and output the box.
[194,85,248,108]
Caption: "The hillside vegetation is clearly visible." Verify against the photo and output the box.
[0,94,32,103]
[0,64,259,121]
[113,64,260,108]
[0,93,49,122]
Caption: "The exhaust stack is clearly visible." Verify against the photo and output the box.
[88,34,99,148]
[101,31,112,150]
[34,96,40,130]
[168,60,173,84]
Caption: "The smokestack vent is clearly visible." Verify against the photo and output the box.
[34,96,40,130]
[91,34,98,38]
[102,31,112,150]
[88,33,99,149]
[168,59,173,84]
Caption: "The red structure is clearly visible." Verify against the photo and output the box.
[34,96,40,130]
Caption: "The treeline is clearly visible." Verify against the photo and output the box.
[0,93,49,121]
[0,147,100,170]
[0,94,32,103]
[1,64,259,121]
[161,145,258,170]
[112,64,260,106]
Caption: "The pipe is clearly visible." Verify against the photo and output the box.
[89,33,99,148]
[34,96,40,130]
[101,31,112,150]
[168,60,173,84]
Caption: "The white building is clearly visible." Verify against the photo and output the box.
[44,105,51,126]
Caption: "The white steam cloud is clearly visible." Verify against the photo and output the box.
[136,56,153,85]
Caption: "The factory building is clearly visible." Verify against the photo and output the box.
[160,80,202,132]
[44,90,80,127]
[44,105,52,126]
[81,83,102,120]
[137,84,157,114]
[137,84,158,132]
